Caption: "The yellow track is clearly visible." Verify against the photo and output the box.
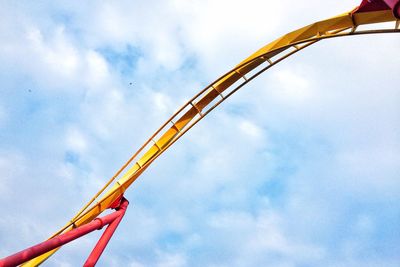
[24,8,399,266]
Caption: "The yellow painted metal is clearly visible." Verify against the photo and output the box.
[23,9,399,266]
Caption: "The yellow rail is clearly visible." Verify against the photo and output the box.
[23,9,399,266]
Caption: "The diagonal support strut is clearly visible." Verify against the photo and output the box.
[0,197,129,267]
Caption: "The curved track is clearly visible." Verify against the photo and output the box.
[23,7,399,266]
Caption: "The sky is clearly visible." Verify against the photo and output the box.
[0,0,399,266]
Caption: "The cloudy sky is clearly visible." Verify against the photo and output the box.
[0,0,399,266]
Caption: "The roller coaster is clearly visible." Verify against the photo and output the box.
[1,0,399,266]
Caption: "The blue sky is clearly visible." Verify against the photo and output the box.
[0,0,399,266]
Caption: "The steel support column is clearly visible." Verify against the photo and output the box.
[83,199,128,267]
[0,198,129,267]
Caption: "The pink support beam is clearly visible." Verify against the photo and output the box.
[355,0,400,19]
[382,0,400,18]
[0,198,129,267]
[83,199,128,267]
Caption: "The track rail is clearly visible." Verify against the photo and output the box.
[22,8,399,266]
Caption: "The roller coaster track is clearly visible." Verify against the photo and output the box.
[1,1,398,266]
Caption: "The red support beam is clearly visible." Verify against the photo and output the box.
[83,199,128,267]
[0,198,129,267]
[382,0,400,18]
[355,0,400,19]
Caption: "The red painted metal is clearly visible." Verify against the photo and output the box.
[108,194,124,209]
[356,0,389,13]
[354,0,400,19]
[0,198,129,267]
[382,0,400,18]
[83,198,129,267]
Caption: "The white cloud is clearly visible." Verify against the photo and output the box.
[272,68,313,103]
[0,104,6,128]
[130,261,146,267]
[65,126,88,153]
[153,92,174,114]
[40,28,78,77]
[0,151,25,199]
[171,0,284,73]
[156,251,187,267]
[239,120,263,139]
[24,26,81,87]
[203,209,326,266]
[334,146,400,198]
[85,50,110,87]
